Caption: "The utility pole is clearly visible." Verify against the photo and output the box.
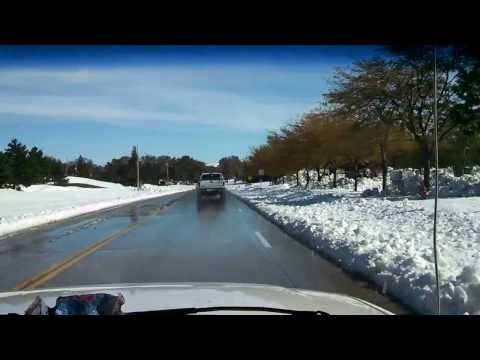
[136,144,140,190]
[166,162,169,182]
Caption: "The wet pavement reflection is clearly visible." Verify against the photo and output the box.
[0,190,408,314]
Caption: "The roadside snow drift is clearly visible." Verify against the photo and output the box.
[0,177,193,237]
[297,166,480,198]
[228,182,480,315]
[61,176,126,189]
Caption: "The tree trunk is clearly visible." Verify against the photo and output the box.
[382,165,388,196]
[423,161,430,190]
[332,168,337,188]
[296,170,300,187]
[380,126,391,195]
[380,145,388,196]
[316,167,321,182]
[304,169,310,189]
[354,165,358,192]
[422,146,431,190]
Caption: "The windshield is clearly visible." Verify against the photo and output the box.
[200,174,222,181]
[0,44,479,316]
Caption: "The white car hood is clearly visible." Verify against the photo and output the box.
[0,282,393,315]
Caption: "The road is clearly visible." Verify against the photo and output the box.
[0,190,408,314]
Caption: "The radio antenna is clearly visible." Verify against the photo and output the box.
[432,46,441,315]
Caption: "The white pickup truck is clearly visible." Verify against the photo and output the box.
[197,172,225,200]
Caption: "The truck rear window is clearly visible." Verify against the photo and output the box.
[201,174,222,181]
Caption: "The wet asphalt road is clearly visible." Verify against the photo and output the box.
[0,190,407,314]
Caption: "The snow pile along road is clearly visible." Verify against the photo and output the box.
[388,167,480,197]
[60,176,126,189]
[0,177,193,238]
[294,170,384,192]
[292,167,480,198]
[228,182,480,314]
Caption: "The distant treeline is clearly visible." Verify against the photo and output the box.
[0,139,66,190]
[94,147,212,186]
[0,139,247,190]
[66,148,246,186]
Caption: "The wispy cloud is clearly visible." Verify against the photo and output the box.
[0,64,332,131]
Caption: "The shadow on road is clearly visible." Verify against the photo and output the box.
[129,208,139,224]
[197,194,226,212]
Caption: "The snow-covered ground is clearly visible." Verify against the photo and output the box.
[0,177,193,238]
[295,166,480,198]
[59,176,126,189]
[228,182,480,314]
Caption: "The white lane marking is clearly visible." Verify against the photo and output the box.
[255,231,271,248]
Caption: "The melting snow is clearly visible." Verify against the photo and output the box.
[228,178,480,315]
[0,177,193,237]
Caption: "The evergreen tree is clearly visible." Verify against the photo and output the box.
[4,139,30,188]
[127,146,139,186]
[50,158,69,185]
[27,146,46,184]
[0,151,12,187]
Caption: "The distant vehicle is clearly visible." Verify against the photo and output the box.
[197,172,225,201]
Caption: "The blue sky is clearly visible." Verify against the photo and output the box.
[0,46,384,165]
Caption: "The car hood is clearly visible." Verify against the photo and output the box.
[0,282,393,315]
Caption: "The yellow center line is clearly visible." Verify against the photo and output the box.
[14,221,141,291]
[13,192,187,291]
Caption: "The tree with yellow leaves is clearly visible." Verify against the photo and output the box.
[326,58,407,194]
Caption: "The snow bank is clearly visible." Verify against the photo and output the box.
[280,171,384,193]
[292,167,480,199]
[0,177,193,237]
[378,167,480,198]
[435,169,480,197]
[228,182,480,314]
[65,176,126,189]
